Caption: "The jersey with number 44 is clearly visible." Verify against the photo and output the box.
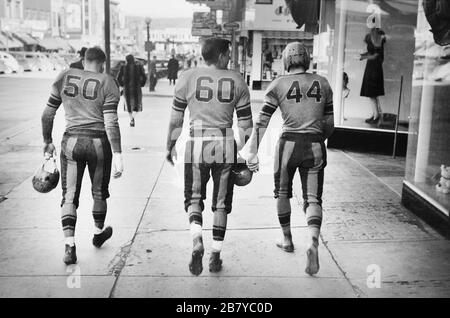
[49,68,120,132]
[172,68,252,131]
[257,72,334,135]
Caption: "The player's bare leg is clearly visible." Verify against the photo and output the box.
[188,206,204,276]
[276,197,294,252]
[305,202,322,276]
[210,209,227,272]
[92,199,113,248]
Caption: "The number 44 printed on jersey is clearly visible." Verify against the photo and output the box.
[287,80,322,103]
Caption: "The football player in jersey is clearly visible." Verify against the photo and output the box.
[41,47,124,265]
[165,38,255,275]
[244,42,334,275]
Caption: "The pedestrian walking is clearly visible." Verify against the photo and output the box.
[244,42,334,276]
[117,54,147,127]
[167,55,179,86]
[69,47,87,70]
[165,38,255,275]
[149,56,158,91]
[41,47,124,265]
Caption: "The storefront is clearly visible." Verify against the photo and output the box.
[402,0,450,226]
[241,0,314,90]
[315,0,418,132]
[315,0,449,226]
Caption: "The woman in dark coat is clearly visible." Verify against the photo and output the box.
[360,27,386,124]
[167,55,179,85]
[117,54,147,127]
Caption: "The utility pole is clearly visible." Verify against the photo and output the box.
[104,0,111,74]
[145,18,152,92]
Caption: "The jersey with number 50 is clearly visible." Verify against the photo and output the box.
[172,68,253,132]
[48,68,120,132]
[256,72,333,135]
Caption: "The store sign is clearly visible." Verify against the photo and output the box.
[192,11,216,37]
[65,0,82,34]
[186,0,230,10]
[223,22,241,32]
[244,0,301,31]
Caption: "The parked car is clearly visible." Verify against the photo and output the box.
[0,60,12,74]
[0,51,23,73]
[10,52,39,72]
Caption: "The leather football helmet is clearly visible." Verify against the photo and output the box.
[282,42,311,72]
[32,158,60,193]
[232,163,253,187]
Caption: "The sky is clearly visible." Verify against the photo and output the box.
[117,0,208,18]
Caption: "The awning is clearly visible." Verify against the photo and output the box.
[0,32,24,49]
[39,37,72,51]
[13,32,39,46]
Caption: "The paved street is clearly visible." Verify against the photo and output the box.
[0,73,449,298]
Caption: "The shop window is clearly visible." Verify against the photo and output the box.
[405,0,450,214]
[256,0,273,4]
[317,0,418,132]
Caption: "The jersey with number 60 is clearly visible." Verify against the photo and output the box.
[172,67,252,131]
[48,68,120,132]
[256,72,333,135]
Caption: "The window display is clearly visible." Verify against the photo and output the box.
[405,0,450,215]
[316,0,418,131]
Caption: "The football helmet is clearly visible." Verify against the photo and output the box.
[232,163,253,187]
[282,42,311,72]
[32,158,60,193]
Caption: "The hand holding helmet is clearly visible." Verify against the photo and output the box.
[43,143,56,159]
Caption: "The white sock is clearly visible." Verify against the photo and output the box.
[94,226,103,235]
[212,240,223,253]
[65,237,75,247]
[190,223,202,239]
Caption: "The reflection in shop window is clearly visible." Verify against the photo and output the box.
[405,0,450,214]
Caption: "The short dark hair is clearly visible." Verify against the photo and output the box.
[126,54,135,64]
[85,47,106,64]
[201,38,230,65]
[79,47,87,57]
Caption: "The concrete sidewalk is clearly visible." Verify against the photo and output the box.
[0,94,449,298]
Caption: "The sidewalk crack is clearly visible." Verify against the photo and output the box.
[108,159,166,298]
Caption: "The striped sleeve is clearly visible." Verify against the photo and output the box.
[173,96,188,113]
[256,83,279,128]
[47,70,66,109]
[235,77,252,128]
[172,70,189,113]
[323,78,334,116]
[103,76,120,113]
[47,93,62,109]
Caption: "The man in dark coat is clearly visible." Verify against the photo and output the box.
[117,54,147,127]
[69,47,87,70]
[149,56,158,91]
[167,55,179,85]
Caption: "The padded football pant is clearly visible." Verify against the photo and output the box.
[184,136,236,242]
[274,133,327,236]
[60,131,112,238]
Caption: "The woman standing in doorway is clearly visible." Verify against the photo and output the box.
[360,27,386,124]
